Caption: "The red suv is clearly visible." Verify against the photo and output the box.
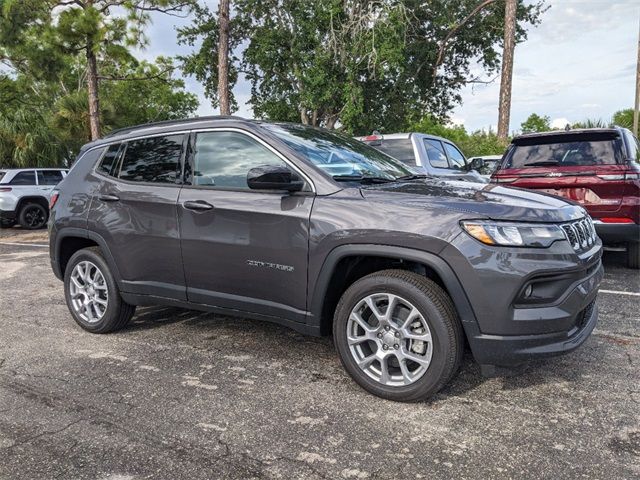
[491,127,640,268]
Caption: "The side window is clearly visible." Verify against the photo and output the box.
[9,171,35,185]
[119,135,184,184]
[192,131,287,189]
[37,170,64,185]
[443,143,466,170]
[97,144,122,177]
[424,139,448,168]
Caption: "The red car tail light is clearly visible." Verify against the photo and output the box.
[49,190,60,209]
[0,187,12,192]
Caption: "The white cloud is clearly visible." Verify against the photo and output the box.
[551,117,570,129]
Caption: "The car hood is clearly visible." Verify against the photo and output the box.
[361,178,586,223]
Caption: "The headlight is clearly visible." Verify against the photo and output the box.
[461,220,566,247]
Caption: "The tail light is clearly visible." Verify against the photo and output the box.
[493,177,517,183]
[597,172,640,181]
[49,190,60,209]
[598,217,635,224]
[0,187,12,192]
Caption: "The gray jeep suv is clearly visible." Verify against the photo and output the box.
[49,117,603,401]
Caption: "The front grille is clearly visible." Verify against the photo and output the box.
[561,217,597,252]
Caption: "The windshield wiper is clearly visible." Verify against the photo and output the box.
[523,161,559,167]
[396,173,429,181]
[332,175,396,184]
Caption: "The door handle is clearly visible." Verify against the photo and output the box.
[98,194,120,202]
[183,200,214,211]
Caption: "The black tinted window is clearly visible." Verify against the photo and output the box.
[367,139,415,166]
[97,144,121,176]
[9,171,35,185]
[120,135,184,184]
[424,139,448,168]
[193,131,285,188]
[37,170,64,185]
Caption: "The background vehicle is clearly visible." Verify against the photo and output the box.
[50,117,602,402]
[491,127,640,268]
[468,155,503,179]
[357,132,487,183]
[0,168,68,229]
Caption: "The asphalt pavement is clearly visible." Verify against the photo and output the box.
[0,227,638,479]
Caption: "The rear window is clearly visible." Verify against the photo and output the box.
[507,134,624,168]
[366,139,415,166]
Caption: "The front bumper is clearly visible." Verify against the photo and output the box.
[440,233,603,368]
[0,209,16,222]
[594,222,640,244]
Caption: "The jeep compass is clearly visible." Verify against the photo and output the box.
[49,117,603,401]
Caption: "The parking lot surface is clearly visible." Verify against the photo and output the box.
[1,227,638,479]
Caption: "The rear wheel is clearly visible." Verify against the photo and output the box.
[333,269,463,402]
[64,247,136,333]
[628,243,639,269]
[18,203,48,229]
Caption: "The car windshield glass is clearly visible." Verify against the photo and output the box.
[264,123,413,180]
[508,137,623,168]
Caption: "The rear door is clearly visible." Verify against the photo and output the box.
[88,134,187,300]
[496,132,627,214]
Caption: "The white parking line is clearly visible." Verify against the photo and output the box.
[600,289,640,297]
[0,242,48,248]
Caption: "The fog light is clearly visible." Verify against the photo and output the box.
[524,284,533,298]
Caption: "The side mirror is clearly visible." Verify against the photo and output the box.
[247,164,304,192]
[468,157,484,171]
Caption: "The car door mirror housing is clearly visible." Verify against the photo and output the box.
[247,165,304,192]
[468,157,484,171]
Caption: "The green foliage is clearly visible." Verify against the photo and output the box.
[178,0,544,134]
[612,109,634,129]
[411,115,507,157]
[571,118,608,129]
[520,113,550,133]
[0,1,199,167]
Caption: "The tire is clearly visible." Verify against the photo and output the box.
[64,247,136,333]
[628,243,640,269]
[18,202,48,229]
[333,269,463,402]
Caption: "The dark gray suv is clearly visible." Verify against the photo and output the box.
[49,117,603,401]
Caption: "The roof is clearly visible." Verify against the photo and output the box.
[355,132,451,143]
[513,127,622,142]
[0,167,67,172]
[103,115,252,139]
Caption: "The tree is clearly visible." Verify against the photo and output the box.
[0,0,193,141]
[612,108,634,129]
[497,0,517,140]
[218,0,231,115]
[520,113,550,133]
[178,0,544,134]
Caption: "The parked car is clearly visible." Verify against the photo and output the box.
[356,132,487,183]
[467,155,503,179]
[491,127,640,268]
[0,168,68,229]
[50,117,602,402]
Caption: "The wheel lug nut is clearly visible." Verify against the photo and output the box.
[382,344,389,350]
[385,325,390,331]
[394,344,399,349]
[377,332,383,338]
[394,332,400,338]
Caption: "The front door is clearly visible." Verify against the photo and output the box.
[178,129,314,323]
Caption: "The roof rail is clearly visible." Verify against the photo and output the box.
[103,115,247,138]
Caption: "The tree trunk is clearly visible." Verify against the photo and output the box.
[633,17,639,136]
[86,44,101,141]
[497,0,516,140]
[218,0,231,116]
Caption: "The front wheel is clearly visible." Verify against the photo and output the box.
[333,269,463,402]
[628,243,639,269]
[64,247,136,333]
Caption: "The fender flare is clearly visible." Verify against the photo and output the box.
[309,244,478,330]
[53,227,124,287]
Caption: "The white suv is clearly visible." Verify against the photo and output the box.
[0,168,68,229]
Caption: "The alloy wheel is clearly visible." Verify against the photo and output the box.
[69,260,109,323]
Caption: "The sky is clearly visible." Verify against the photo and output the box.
[139,0,640,133]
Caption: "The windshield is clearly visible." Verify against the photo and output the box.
[264,123,413,180]
[507,137,623,168]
